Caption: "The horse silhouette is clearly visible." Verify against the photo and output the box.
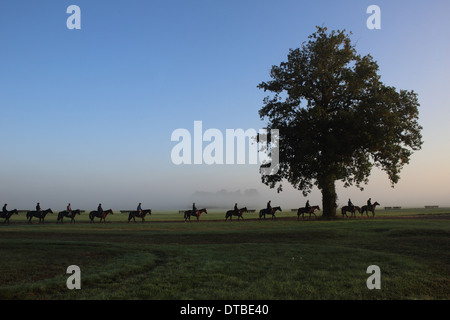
[57,209,81,224]
[184,208,207,222]
[128,209,152,223]
[361,202,380,217]
[341,206,361,218]
[259,206,282,220]
[27,209,53,223]
[297,205,320,220]
[89,209,114,223]
[225,207,248,221]
[1,209,18,223]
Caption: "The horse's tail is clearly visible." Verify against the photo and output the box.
[259,209,265,219]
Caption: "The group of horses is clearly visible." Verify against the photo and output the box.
[340,202,380,218]
[189,201,380,222]
[0,201,381,224]
[0,208,114,224]
[0,208,56,224]
[184,204,316,222]
[0,208,155,224]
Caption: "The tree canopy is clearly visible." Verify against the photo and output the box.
[258,26,423,218]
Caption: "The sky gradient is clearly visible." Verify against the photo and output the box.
[1,0,449,211]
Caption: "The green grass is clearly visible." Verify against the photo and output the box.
[0,211,449,300]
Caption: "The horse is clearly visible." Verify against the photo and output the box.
[89,209,114,223]
[27,209,53,223]
[225,207,248,222]
[1,209,18,224]
[297,205,320,220]
[184,208,207,222]
[128,209,152,223]
[341,206,361,218]
[361,202,380,217]
[259,206,282,220]
[57,209,81,224]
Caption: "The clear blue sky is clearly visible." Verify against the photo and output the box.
[1,0,449,210]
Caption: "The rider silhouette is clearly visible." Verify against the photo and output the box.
[367,198,372,207]
[36,202,41,213]
[2,204,7,213]
[348,198,354,211]
[305,200,311,210]
[67,203,72,213]
[192,202,197,216]
[234,203,238,215]
[137,202,142,215]
[98,203,103,214]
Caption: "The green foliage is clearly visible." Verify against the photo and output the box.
[258,26,423,216]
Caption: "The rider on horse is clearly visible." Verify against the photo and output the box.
[2,204,7,213]
[193,203,197,216]
[305,200,311,211]
[234,203,239,215]
[137,202,143,215]
[367,198,372,207]
[348,198,354,211]
[98,203,103,215]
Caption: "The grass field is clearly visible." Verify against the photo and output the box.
[0,208,449,300]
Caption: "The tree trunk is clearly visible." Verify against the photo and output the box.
[319,176,337,218]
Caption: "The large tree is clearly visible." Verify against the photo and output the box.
[258,27,423,218]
